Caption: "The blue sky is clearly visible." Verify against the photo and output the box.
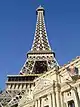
[0,0,80,89]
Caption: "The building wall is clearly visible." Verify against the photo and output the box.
[18,57,80,107]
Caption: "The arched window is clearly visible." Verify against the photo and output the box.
[68,100,75,107]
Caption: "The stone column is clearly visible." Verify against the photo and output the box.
[15,84,18,89]
[52,83,56,107]
[61,92,65,107]
[48,93,52,107]
[23,84,26,89]
[51,92,56,107]
[73,87,80,107]
[41,98,43,107]
[38,98,41,107]
[19,84,22,89]
[35,100,38,107]
[55,83,61,107]
[27,84,31,94]
[12,84,15,89]
[7,84,11,89]
[77,84,80,100]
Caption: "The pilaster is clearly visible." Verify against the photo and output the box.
[52,82,56,107]
[55,83,61,107]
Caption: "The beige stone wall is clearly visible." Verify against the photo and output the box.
[18,58,80,107]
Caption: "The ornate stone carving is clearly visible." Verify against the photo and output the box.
[33,78,53,93]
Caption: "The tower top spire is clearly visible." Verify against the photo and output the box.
[36,5,44,11]
[36,5,45,15]
[30,5,52,53]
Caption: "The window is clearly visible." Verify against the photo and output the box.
[68,100,75,107]
[44,106,49,107]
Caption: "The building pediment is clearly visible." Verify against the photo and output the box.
[33,78,53,94]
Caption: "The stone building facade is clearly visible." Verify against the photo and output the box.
[18,56,80,107]
[0,6,80,107]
